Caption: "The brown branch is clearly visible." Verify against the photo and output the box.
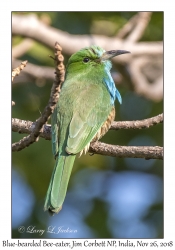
[12,114,163,159]
[111,113,163,130]
[12,42,65,152]
[12,14,163,58]
[12,114,163,138]
[89,142,163,160]
[12,13,163,102]
[12,60,28,82]
[12,118,51,140]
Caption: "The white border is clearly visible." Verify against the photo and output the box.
[1,1,174,248]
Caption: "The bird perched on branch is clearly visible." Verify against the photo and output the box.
[44,45,130,215]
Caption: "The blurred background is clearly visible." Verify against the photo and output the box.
[12,12,163,238]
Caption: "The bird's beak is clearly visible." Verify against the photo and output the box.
[101,50,130,61]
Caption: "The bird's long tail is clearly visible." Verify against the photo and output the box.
[44,154,76,215]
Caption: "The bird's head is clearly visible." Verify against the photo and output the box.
[66,45,130,75]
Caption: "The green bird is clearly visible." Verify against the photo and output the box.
[44,45,130,215]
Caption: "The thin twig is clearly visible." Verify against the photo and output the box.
[12,42,65,152]
[111,113,163,130]
[12,61,28,82]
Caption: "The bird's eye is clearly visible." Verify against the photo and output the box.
[83,57,90,63]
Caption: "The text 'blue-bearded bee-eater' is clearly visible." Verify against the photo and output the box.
[44,45,130,215]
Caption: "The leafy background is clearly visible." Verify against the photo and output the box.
[12,12,163,238]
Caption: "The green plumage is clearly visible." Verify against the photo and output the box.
[44,45,129,214]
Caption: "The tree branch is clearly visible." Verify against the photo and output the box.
[110,113,163,130]
[12,61,27,107]
[12,118,51,140]
[12,113,163,138]
[12,42,65,152]
[12,13,163,102]
[12,60,28,82]
[12,114,163,159]
[12,14,163,158]
[89,142,163,160]
[12,14,162,58]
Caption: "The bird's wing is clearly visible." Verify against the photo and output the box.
[65,83,112,154]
